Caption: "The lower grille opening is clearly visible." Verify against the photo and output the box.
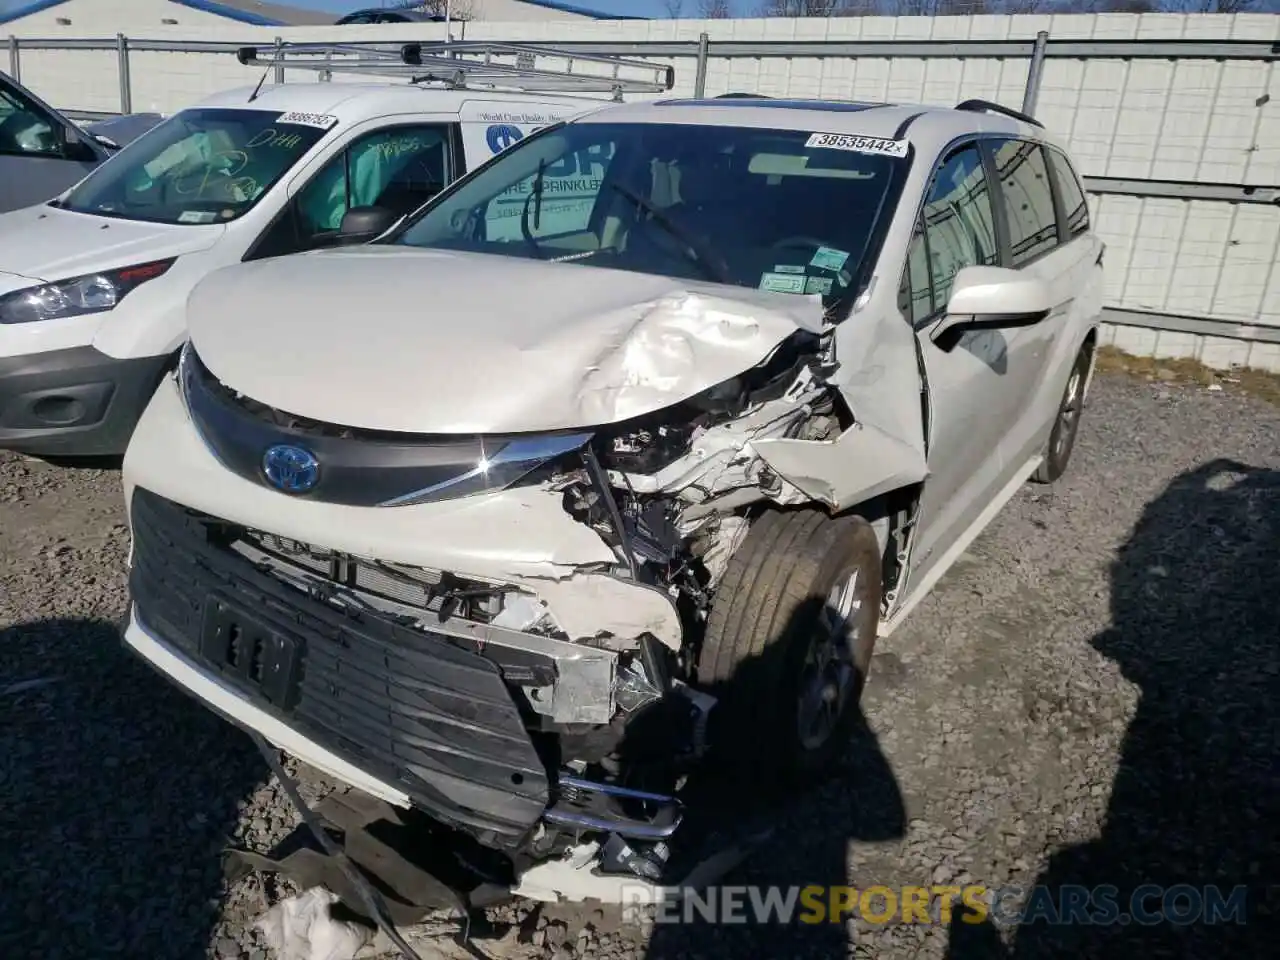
[128,487,555,846]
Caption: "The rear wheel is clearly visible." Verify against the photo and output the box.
[1033,341,1092,484]
[697,509,882,785]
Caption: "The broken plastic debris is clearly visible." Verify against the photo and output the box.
[490,593,558,633]
[256,887,392,960]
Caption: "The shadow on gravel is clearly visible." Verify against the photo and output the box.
[20,453,125,472]
[0,617,264,959]
[642,597,907,959]
[947,458,1280,960]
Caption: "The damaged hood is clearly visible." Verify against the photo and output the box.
[188,246,826,434]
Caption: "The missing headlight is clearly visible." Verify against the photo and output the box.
[603,421,698,474]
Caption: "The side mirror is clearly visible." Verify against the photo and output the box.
[336,206,398,245]
[57,126,101,163]
[931,265,1054,344]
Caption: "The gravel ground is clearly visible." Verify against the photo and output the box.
[2,369,1277,960]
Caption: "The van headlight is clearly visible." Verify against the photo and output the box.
[0,257,175,324]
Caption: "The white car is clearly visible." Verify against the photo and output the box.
[120,95,1103,909]
[0,41,665,458]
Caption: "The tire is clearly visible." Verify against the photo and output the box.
[696,508,882,785]
[1032,340,1092,484]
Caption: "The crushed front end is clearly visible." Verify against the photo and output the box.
[125,482,700,915]
[120,317,847,910]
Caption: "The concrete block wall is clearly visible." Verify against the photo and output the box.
[7,13,1280,370]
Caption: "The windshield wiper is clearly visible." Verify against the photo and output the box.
[607,180,728,284]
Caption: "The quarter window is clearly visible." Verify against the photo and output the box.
[991,139,1059,266]
[1047,148,1089,238]
[904,143,998,324]
[904,227,932,323]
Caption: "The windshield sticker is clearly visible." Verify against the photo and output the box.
[805,275,835,296]
[773,264,806,274]
[759,271,807,294]
[276,111,339,131]
[177,210,217,224]
[810,246,851,272]
[805,132,909,158]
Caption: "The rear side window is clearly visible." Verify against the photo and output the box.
[1047,148,1089,238]
[990,139,1059,266]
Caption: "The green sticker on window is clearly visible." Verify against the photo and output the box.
[809,246,850,272]
[804,275,834,296]
[759,271,807,294]
[772,264,806,274]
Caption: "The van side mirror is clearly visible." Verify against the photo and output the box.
[931,265,1053,345]
[57,126,101,163]
[336,206,398,245]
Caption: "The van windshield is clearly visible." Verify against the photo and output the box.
[60,107,331,225]
[393,120,909,301]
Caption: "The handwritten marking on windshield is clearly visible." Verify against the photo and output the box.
[225,176,260,202]
[246,127,304,150]
[171,149,248,197]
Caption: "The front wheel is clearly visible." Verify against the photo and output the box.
[1033,341,1092,484]
[697,509,882,786]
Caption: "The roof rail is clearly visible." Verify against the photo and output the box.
[954,98,1044,129]
[235,40,674,101]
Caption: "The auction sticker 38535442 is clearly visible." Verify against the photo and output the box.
[805,132,909,157]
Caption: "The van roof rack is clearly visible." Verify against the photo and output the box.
[235,40,675,101]
[954,98,1043,129]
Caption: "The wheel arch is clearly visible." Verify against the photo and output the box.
[829,482,924,600]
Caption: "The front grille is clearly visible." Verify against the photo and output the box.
[128,488,552,847]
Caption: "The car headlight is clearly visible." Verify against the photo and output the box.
[0,257,175,324]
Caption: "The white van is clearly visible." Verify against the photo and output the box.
[0,41,670,458]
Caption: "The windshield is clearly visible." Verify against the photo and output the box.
[60,108,331,225]
[394,120,908,301]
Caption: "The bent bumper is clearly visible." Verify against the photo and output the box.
[0,346,170,457]
[126,487,556,848]
[123,607,412,808]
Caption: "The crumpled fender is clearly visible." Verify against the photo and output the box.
[752,296,930,510]
[753,423,928,510]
